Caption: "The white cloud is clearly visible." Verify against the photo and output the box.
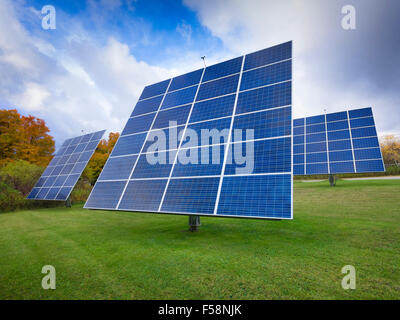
[184,0,400,136]
[12,82,50,111]
[0,0,175,147]
[176,21,192,43]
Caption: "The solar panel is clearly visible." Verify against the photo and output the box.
[27,130,106,201]
[293,107,385,175]
[85,42,293,219]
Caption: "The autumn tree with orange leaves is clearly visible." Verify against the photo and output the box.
[380,135,400,166]
[0,109,55,166]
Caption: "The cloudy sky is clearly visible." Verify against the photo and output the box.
[1,0,399,149]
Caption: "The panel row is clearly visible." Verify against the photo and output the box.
[294,159,384,175]
[101,137,291,181]
[86,174,292,218]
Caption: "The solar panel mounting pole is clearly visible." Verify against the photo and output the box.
[189,215,200,232]
[65,196,71,208]
[201,56,206,68]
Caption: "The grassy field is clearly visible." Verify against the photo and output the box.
[0,179,399,299]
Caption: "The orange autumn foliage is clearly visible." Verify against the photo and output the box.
[380,135,400,165]
[0,109,55,167]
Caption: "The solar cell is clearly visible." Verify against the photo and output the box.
[293,107,384,175]
[27,130,105,201]
[85,42,293,219]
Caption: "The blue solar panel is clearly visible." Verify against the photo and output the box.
[189,94,235,123]
[232,106,291,141]
[355,159,384,172]
[84,181,126,209]
[119,179,168,211]
[161,177,220,214]
[240,60,291,91]
[98,155,138,181]
[327,129,350,141]
[131,95,163,117]
[143,125,185,152]
[225,138,291,174]
[349,107,372,118]
[235,81,291,114]
[217,175,291,218]
[131,150,176,179]
[27,130,105,201]
[185,118,231,146]
[162,85,198,109]
[152,104,191,129]
[306,123,326,134]
[196,74,239,101]
[139,79,170,100]
[330,161,355,174]
[202,57,243,82]
[244,41,291,71]
[172,146,226,177]
[293,107,384,175]
[122,113,155,135]
[56,186,72,200]
[111,133,147,156]
[85,42,293,219]
[168,69,202,92]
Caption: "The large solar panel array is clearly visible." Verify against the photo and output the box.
[27,130,106,201]
[85,41,293,219]
[293,107,385,175]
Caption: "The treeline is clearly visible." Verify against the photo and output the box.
[1,108,399,212]
[0,109,119,212]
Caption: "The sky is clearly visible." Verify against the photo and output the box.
[1,0,399,150]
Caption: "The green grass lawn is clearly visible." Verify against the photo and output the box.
[0,179,399,299]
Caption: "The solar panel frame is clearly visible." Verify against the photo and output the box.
[27,130,106,201]
[293,107,385,175]
[85,41,293,220]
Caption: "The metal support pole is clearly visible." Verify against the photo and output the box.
[189,215,200,232]
[65,196,72,208]
[329,174,336,187]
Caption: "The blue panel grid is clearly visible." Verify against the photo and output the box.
[293,107,384,175]
[161,177,220,214]
[236,81,291,114]
[189,94,235,123]
[196,74,239,101]
[240,60,291,91]
[162,85,198,109]
[27,130,105,201]
[131,95,163,117]
[139,79,170,100]
[244,41,291,71]
[168,69,202,92]
[119,179,168,212]
[85,42,293,220]
[217,175,291,218]
[203,56,243,82]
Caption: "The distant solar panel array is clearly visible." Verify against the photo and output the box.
[293,107,385,175]
[84,41,293,219]
[27,130,105,200]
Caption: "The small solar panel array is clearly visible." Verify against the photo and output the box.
[27,130,105,201]
[85,41,293,219]
[293,107,385,175]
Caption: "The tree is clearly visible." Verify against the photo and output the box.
[380,135,400,166]
[0,109,55,166]
[83,132,120,184]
